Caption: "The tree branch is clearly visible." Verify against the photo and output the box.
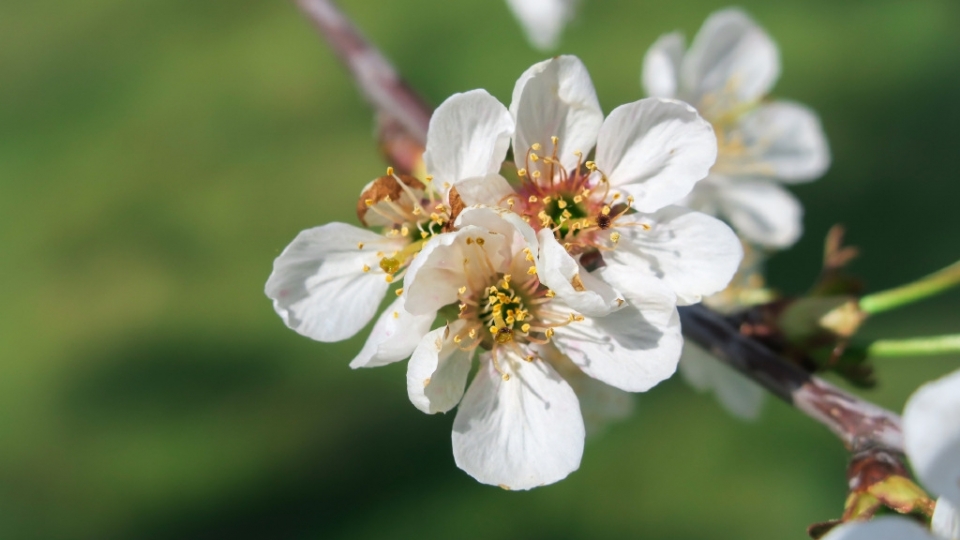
[678,304,903,453]
[296,0,907,459]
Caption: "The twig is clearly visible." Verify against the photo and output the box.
[295,0,432,171]
[678,304,903,453]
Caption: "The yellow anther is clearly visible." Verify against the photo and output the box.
[507,199,516,208]
[420,231,429,239]
[626,196,635,204]
[585,161,597,170]
[385,275,394,283]
[602,205,611,216]
[430,213,441,222]
[528,195,538,203]
[527,266,537,275]
[476,237,485,246]
[574,150,583,158]
[505,315,515,325]
[525,354,535,362]
[613,193,622,200]
[453,334,462,344]
[545,328,555,338]
[575,315,585,322]
[521,323,531,333]
[365,199,374,207]
[466,237,474,245]
[489,326,498,334]
[573,195,583,203]
[610,232,621,243]
[357,242,365,250]
[400,226,409,237]
[542,196,552,204]
[384,194,392,202]
[393,311,400,319]
[458,286,467,295]
[502,274,512,283]
[362,264,371,272]
[442,182,451,189]
[424,175,433,183]
[395,288,404,296]
[412,207,422,215]
[379,257,401,274]
[642,223,652,231]
[531,170,541,179]
[530,153,539,162]
[518,168,527,177]
[557,200,568,209]
[545,290,556,298]
[468,328,477,338]
[531,143,542,151]
[551,136,558,145]
[386,166,394,176]
[502,373,510,381]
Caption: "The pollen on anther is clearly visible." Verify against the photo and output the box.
[501,374,510,381]
[521,323,531,333]
[531,143,542,151]
[357,242,365,249]
[395,288,404,296]
[386,166,394,176]
[610,232,621,243]
[392,311,400,319]
[531,170,541,179]
[557,200,568,209]
[518,168,527,177]
[545,290,556,298]
[362,264,370,272]
[528,195,538,203]
[364,199,374,207]
[551,136,558,146]
[385,275,394,283]
[526,266,537,275]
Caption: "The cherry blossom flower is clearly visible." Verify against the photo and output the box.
[402,207,682,489]
[505,0,579,51]
[822,369,960,539]
[642,8,830,248]
[453,55,743,309]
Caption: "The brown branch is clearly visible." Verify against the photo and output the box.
[296,3,911,508]
[295,0,432,171]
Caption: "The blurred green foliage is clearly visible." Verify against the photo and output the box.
[1,0,959,538]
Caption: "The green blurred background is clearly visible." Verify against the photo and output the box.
[2,0,959,538]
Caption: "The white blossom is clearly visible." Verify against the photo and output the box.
[642,8,830,248]
[402,208,682,489]
[505,0,580,51]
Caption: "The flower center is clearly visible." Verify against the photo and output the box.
[512,137,633,252]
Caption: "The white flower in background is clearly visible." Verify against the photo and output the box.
[505,0,580,51]
[822,369,960,540]
[642,8,830,249]
[402,207,683,490]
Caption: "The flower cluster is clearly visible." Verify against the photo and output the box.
[266,55,742,490]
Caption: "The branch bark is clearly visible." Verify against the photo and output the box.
[296,0,906,458]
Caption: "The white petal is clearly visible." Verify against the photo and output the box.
[456,205,540,265]
[679,342,765,420]
[607,206,743,305]
[505,0,579,51]
[714,100,831,183]
[423,89,514,190]
[713,176,804,249]
[537,228,622,317]
[642,32,686,99]
[510,56,604,173]
[934,497,960,540]
[820,517,937,540]
[595,98,717,213]
[406,321,474,414]
[904,368,960,508]
[403,226,508,315]
[452,350,585,490]
[265,223,404,342]
[350,296,437,369]
[679,7,780,114]
[550,265,682,392]
[451,174,518,207]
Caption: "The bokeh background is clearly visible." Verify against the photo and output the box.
[2,0,959,538]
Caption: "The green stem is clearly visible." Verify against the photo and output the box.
[859,260,960,315]
[868,334,960,358]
